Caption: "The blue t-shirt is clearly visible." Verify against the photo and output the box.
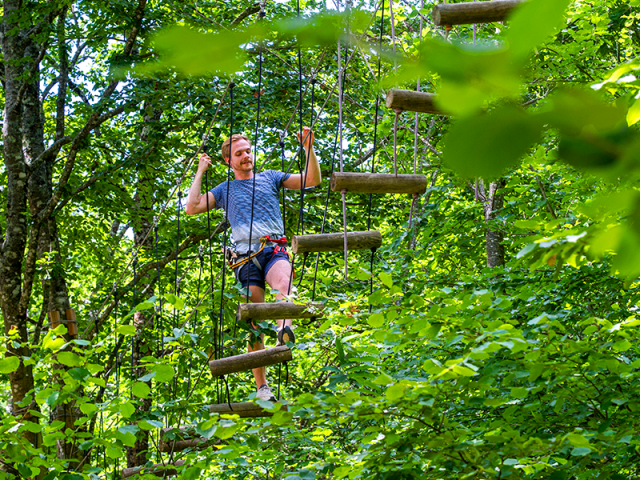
[211,170,291,254]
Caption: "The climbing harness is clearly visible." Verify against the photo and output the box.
[228,235,292,272]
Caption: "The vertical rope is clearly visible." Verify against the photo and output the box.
[337,0,348,280]
[154,223,163,353]
[393,108,400,176]
[389,0,397,76]
[217,82,235,403]
[409,0,424,230]
[244,8,265,311]
[367,0,385,311]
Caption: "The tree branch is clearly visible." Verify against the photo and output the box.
[230,3,261,27]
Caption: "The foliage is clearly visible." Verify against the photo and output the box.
[2,0,640,479]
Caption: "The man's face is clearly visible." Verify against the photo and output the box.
[226,139,253,172]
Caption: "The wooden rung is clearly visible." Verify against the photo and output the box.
[237,302,324,323]
[49,311,61,329]
[331,172,427,195]
[386,89,443,115]
[65,309,78,338]
[209,401,277,417]
[159,426,218,453]
[122,459,186,479]
[292,231,382,255]
[209,346,292,377]
[432,0,523,26]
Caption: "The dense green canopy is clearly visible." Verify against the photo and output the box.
[2,0,640,478]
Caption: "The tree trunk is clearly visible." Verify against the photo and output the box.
[0,1,41,463]
[128,101,162,468]
[482,179,506,268]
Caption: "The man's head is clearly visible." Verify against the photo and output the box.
[221,134,251,163]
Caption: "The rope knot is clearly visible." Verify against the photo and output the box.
[341,189,347,195]
[412,193,419,199]
[394,108,403,114]
[229,82,236,89]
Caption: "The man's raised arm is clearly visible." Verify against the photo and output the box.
[282,127,322,190]
[185,153,216,215]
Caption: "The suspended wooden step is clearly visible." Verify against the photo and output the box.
[432,0,523,26]
[386,89,444,115]
[209,346,292,377]
[331,172,427,195]
[159,426,219,453]
[210,401,282,417]
[292,231,382,255]
[237,302,325,323]
[122,459,185,479]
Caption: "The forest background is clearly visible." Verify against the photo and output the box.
[2,0,640,478]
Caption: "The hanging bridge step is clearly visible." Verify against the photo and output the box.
[159,426,219,453]
[209,346,292,377]
[331,172,427,195]
[432,0,523,26]
[386,89,443,115]
[210,401,283,417]
[292,231,382,255]
[122,459,186,479]
[237,302,325,323]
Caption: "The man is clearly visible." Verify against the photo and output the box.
[185,127,321,401]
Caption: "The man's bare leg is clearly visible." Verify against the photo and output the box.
[265,259,294,334]
[245,285,268,389]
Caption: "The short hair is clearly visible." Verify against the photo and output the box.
[221,134,251,160]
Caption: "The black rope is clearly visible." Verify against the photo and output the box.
[217,82,235,403]
[173,191,182,331]
[154,224,164,354]
[366,0,385,312]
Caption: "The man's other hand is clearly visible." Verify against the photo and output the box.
[198,153,212,173]
[297,127,315,150]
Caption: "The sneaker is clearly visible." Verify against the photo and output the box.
[277,326,295,346]
[256,384,276,402]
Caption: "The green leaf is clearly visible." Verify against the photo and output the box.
[367,312,385,328]
[510,387,528,399]
[571,447,591,456]
[139,419,164,431]
[57,352,83,367]
[612,339,632,352]
[132,382,151,398]
[119,402,136,419]
[443,106,543,178]
[80,403,97,415]
[151,364,175,383]
[117,325,136,336]
[373,373,394,386]
[567,433,590,447]
[379,272,393,289]
[335,337,345,364]
[0,356,20,374]
[506,0,572,59]
[452,365,477,377]
[627,98,640,126]
[68,368,90,381]
[386,383,407,401]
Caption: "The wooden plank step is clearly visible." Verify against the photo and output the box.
[237,302,324,323]
[331,172,427,195]
[386,89,443,115]
[292,231,382,255]
[159,426,219,453]
[432,0,523,26]
[210,401,281,417]
[209,346,292,377]
[122,459,185,478]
